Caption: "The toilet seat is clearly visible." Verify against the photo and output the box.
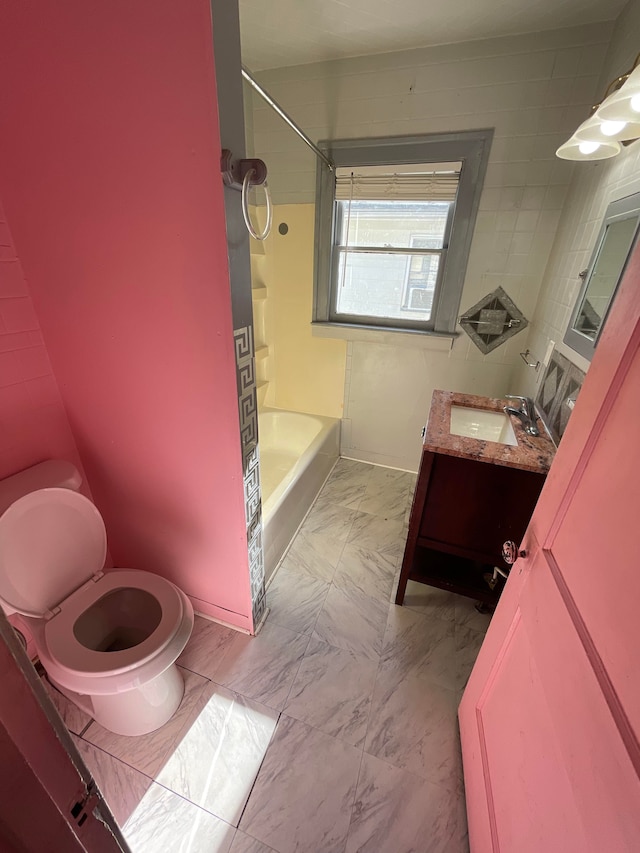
[0,488,106,618]
[41,569,193,695]
[44,569,186,676]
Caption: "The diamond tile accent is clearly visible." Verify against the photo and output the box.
[459,287,527,354]
[541,361,562,410]
[536,348,585,445]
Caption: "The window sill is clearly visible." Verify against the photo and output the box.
[311,321,457,350]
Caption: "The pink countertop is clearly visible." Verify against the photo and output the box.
[423,390,556,474]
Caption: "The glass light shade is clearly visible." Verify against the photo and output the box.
[556,136,621,161]
[574,113,640,143]
[598,66,640,123]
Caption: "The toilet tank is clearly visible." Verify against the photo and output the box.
[0,460,82,516]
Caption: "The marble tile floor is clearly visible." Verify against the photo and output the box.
[45,458,491,853]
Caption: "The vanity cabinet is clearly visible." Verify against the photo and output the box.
[396,391,555,607]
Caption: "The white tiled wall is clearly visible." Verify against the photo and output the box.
[246,23,614,470]
[515,0,640,398]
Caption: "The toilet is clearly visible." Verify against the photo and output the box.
[0,460,194,736]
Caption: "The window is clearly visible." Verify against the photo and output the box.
[402,235,444,313]
[314,131,493,335]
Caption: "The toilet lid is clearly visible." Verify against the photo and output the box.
[0,488,107,618]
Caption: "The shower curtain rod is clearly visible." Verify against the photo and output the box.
[241,66,335,172]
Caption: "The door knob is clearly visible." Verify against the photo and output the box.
[502,540,527,565]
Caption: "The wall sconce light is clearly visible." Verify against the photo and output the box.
[557,53,640,161]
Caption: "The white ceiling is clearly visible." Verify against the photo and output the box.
[239,0,625,71]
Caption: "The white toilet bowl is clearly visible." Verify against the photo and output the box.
[0,462,194,736]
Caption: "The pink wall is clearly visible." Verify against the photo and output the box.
[0,1,253,629]
[0,206,84,482]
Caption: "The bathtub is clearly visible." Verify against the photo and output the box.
[259,409,340,582]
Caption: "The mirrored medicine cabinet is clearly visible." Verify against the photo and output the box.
[564,191,640,361]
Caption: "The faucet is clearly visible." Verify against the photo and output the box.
[503,395,540,437]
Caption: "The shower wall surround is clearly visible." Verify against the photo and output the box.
[247,200,346,418]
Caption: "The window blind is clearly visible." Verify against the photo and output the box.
[335,162,462,202]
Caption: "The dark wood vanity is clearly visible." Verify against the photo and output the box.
[396,391,556,607]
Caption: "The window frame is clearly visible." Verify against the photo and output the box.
[400,231,447,314]
[313,130,493,336]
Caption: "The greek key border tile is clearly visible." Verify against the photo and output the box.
[233,326,265,627]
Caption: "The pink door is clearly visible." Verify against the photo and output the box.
[459,245,640,851]
[0,610,128,852]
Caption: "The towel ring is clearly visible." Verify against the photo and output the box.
[242,169,272,241]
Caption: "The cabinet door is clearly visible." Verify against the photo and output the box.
[418,454,544,563]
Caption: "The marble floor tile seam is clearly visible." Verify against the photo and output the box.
[332,565,397,611]
[361,604,463,754]
[239,710,368,850]
[77,731,171,794]
[354,486,414,522]
[82,691,285,830]
[327,459,375,485]
[76,733,156,792]
[361,668,463,787]
[233,720,286,835]
[324,500,359,542]
[210,627,314,714]
[316,479,368,512]
[77,719,94,738]
[85,690,285,831]
[353,744,456,795]
[340,734,369,853]
[231,829,282,853]
[305,491,360,526]
[298,593,326,639]
[266,711,373,767]
[284,498,355,573]
[126,776,240,837]
[200,617,304,711]
[151,746,277,831]
[81,670,214,781]
[311,584,392,663]
[41,674,95,737]
[275,533,348,585]
[176,658,220,680]
[284,636,383,750]
[265,567,332,638]
[273,632,318,713]
[274,505,344,569]
[398,599,462,630]
[357,621,395,757]
[334,636,384,754]
[358,704,460,780]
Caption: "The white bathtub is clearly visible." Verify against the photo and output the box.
[259,409,340,582]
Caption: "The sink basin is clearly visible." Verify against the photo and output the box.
[450,405,518,446]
